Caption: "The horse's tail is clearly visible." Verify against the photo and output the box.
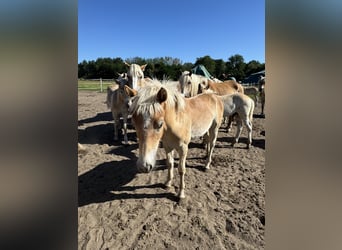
[106,85,116,109]
[249,97,255,123]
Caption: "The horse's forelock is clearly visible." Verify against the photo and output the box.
[130,82,185,117]
[128,64,144,77]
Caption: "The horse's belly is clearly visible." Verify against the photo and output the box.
[191,122,212,138]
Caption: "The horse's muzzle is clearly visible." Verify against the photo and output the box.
[136,160,154,173]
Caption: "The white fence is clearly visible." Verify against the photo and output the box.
[78,78,114,92]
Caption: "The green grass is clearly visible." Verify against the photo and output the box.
[78,79,114,91]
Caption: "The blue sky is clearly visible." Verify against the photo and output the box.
[78,0,265,64]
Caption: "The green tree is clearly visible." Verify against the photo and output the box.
[245,60,264,76]
[84,60,97,79]
[214,59,226,79]
[195,55,216,75]
[78,60,87,78]
[96,57,116,79]
[226,54,246,81]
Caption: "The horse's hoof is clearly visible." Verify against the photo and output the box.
[177,196,187,206]
[164,182,172,190]
[178,190,185,199]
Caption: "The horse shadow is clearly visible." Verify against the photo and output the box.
[252,138,265,149]
[106,142,138,159]
[253,113,265,119]
[215,136,265,150]
[78,124,137,146]
[78,111,113,126]
[78,159,177,207]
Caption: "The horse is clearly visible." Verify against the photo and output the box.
[178,71,220,97]
[200,79,245,95]
[258,76,265,116]
[219,93,255,148]
[128,79,224,199]
[105,77,137,144]
[243,86,259,104]
[124,62,151,90]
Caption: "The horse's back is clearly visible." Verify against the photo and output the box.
[186,94,223,136]
[220,93,254,117]
[208,81,238,95]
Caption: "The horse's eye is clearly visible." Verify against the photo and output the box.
[155,120,163,130]
[187,81,191,85]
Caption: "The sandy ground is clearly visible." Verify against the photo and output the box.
[78,90,265,250]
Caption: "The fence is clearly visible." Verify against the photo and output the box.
[78,78,114,92]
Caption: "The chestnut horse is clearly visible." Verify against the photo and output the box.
[128,80,224,199]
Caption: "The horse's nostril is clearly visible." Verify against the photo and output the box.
[146,163,153,172]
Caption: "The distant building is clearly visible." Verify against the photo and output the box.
[192,65,213,79]
[241,70,265,85]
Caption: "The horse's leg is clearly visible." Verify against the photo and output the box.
[261,92,265,115]
[232,116,243,147]
[177,144,188,199]
[201,132,208,150]
[122,114,128,144]
[203,132,209,156]
[205,122,219,170]
[112,111,119,141]
[242,117,253,149]
[164,147,174,188]
[226,115,233,133]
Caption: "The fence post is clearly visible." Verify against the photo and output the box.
[100,78,103,92]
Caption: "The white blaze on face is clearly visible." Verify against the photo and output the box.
[128,64,144,90]
[136,115,159,172]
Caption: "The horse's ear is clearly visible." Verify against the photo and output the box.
[188,71,192,76]
[140,64,147,71]
[124,85,137,97]
[124,61,131,67]
[157,87,167,103]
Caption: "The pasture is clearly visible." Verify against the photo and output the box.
[78,79,114,91]
[78,90,265,249]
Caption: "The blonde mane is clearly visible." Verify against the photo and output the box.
[179,71,209,97]
[129,79,185,117]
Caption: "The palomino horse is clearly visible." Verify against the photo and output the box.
[124,62,152,90]
[258,76,265,116]
[128,80,224,199]
[200,79,244,95]
[179,71,244,97]
[178,71,207,97]
[106,77,137,144]
[243,86,259,104]
[219,93,255,148]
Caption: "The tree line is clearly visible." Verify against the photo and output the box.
[78,54,265,82]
